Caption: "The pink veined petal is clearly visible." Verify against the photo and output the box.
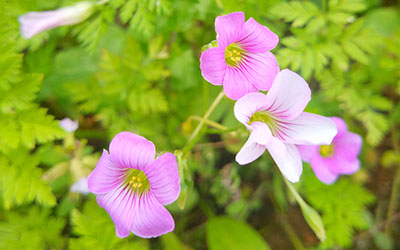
[145,153,180,205]
[131,192,175,238]
[331,117,348,135]
[265,69,311,120]
[310,155,338,184]
[96,184,137,238]
[88,150,126,194]
[234,92,269,125]
[223,65,258,100]
[326,156,360,175]
[334,131,363,161]
[278,112,337,146]
[297,145,319,163]
[236,122,272,165]
[239,17,279,53]
[215,12,246,48]
[200,47,227,86]
[109,132,156,171]
[266,141,302,183]
[239,51,279,91]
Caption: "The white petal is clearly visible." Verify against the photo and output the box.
[278,112,337,146]
[234,92,269,125]
[266,141,302,183]
[265,69,311,120]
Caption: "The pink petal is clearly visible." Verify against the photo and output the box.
[88,150,125,194]
[265,69,311,120]
[200,47,226,86]
[239,17,279,53]
[297,145,318,163]
[279,112,337,146]
[240,51,279,91]
[215,12,246,48]
[331,117,348,134]
[236,122,272,165]
[109,132,156,171]
[223,66,258,100]
[96,184,137,238]
[131,192,175,238]
[145,153,180,205]
[327,156,360,175]
[310,155,338,184]
[266,142,302,183]
[234,92,269,125]
[334,131,362,161]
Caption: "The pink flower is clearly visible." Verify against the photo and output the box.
[297,117,362,184]
[234,69,337,182]
[200,12,280,100]
[88,132,180,238]
[18,2,94,39]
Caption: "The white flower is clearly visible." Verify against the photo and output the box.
[70,177,90,194]
[59,118,79,133]
[18,2,94,39]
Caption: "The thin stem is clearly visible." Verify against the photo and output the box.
[385,126,400,234]
[183,90,225,155]
[187,115,228,131]
[283,178,307,208]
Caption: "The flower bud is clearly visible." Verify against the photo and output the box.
[18,1,95,39]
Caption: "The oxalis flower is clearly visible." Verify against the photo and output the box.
[200,12,279,100]
[234,69,337,182]
[88,132,180,238]
[18,1,94,39]
[297,117,362,184]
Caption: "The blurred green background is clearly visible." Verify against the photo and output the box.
[0,0,399,249]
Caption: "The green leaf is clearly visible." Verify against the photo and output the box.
[206,216,271,250]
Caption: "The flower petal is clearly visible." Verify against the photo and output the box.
[96,184,137,238]
[265,69,311,120]
[266,142,302,183]
[215,12,246,48]
[240,17,279,52]
[200,47,227,86]
[109,132,156,170]
[331,117,348,134]
[145,153,180,205]
[236,122,271,165]
[240,51,279,91]
[279,112,337,146]
[310,155,338,184]
[297,145,318,163]
[327,157,360,175]
[234,92,269,125]
[223,66,258,100]
[88,150,125,194]
[131,192,175,238]
[334,131,362,161]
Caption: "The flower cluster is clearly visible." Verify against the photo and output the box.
[201,12,362,183]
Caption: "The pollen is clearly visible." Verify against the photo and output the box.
[126,169,150,193]
[225,43,245,67]
[320,144,334,158]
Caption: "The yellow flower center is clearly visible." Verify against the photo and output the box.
[319,145,334,158]
[225,43,245,67]
[125,169,150,194]
[249,111,279,136]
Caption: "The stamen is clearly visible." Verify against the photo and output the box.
[225,43,245,67]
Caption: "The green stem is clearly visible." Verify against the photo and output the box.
[183,90,225,155]
[187,115,228,131]
[283,178,307,208]
[385,127,400,234]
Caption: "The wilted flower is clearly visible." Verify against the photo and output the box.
[234,69,337,182]
[297,117,362,184]
[88,132,180,238]
[200,12,279,100]
[18,1,94,39]
[70,177,90,194]
[59,118,79,133]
